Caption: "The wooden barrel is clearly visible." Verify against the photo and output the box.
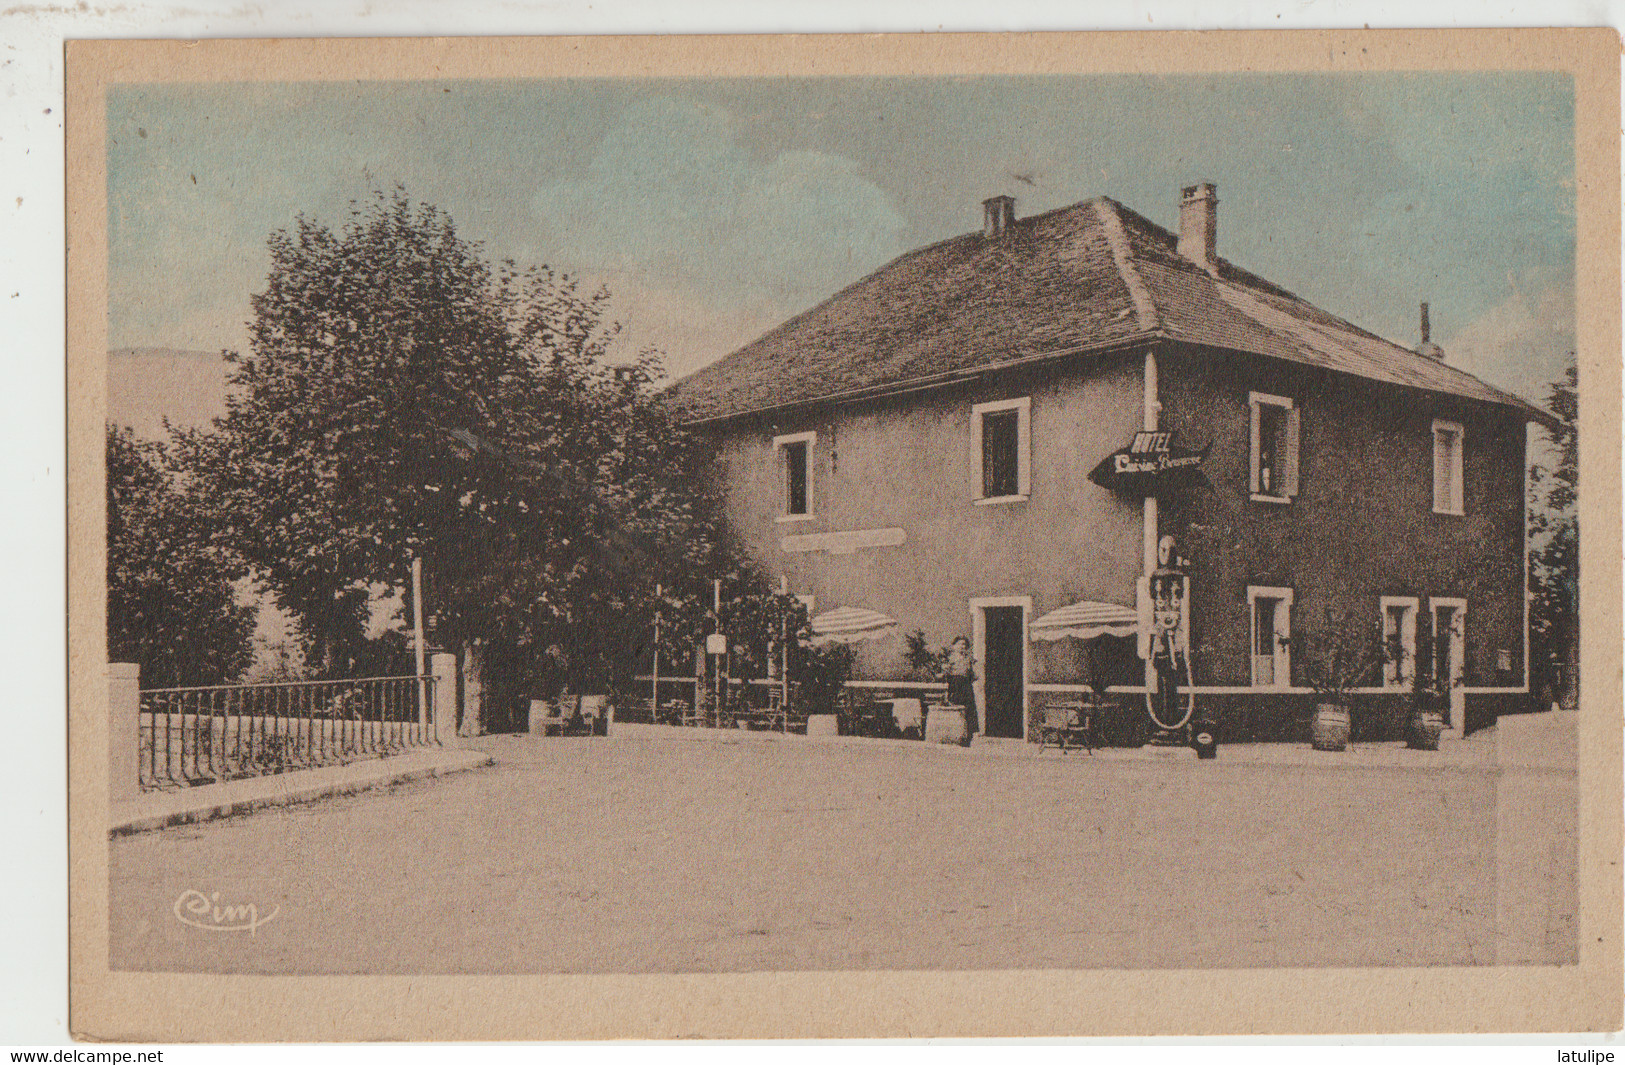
[805,713,839,738]
[1311,703,1350,751]
[925,705,968,746]
[1407,709,1444,751]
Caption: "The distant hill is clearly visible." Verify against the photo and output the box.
[107,347,233,439]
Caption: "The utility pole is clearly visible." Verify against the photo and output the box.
[412,554,427,730]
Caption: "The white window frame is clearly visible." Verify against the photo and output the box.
[1249,391,1301,504]
[1247,585,1294,689]
[970,397,1031,505]
[1432,418,1465,516]
[773,431,817,523]
[1380,596,1420,690]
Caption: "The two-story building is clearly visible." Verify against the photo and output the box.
[668,184,1549,742]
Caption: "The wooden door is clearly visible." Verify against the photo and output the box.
[982,606,1025,738]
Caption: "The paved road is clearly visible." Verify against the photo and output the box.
[109,732,1576,974]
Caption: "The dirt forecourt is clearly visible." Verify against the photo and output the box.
[109,724,1577,975]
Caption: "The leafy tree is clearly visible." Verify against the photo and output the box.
[1528,364,1578,708]
[106,424,256,687]
[203,189,740,725]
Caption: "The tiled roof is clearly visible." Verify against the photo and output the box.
[667,196,1545,424]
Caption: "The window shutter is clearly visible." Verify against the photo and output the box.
[970,412,983,501]
[777,443,788,511]
[1274,598,1292,681]
[981,416,999,496]
[1248,399,1262,495]
[1016,402,1032,497]
[1433,429,1451,512]
[1283,405,1301,497]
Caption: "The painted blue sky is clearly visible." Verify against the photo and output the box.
[108,72,1575,402]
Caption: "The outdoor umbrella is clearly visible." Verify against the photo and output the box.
[808,606,899,646]
[1029,600,1140,641]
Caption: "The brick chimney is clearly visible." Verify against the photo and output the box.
[1178,182,1218,273]
[1416,301,1445,360]
[983,195,1016,238]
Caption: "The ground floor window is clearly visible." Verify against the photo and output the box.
[1428,597,1467,692]
[1381,596,1419,688]
[1248,586,1293,687]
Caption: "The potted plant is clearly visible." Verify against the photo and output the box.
[1407,676,1447,750]
[797,641,854,737]
[904,629,948,681]
[1406,618,1459,750]
[1298,608,1382,752]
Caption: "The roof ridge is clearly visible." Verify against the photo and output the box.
[1090,199,1161,333]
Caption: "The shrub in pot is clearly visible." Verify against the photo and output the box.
[1298,608,1382,753]
[1407,678,1447,750]
[797,641,854,734]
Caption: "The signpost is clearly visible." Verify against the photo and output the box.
[1088,431,1209,496]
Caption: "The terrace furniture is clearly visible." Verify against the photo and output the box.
[850,689,901,737]
[680,699,708,728]
[530,696,581,737]
[875,697,924,739]
[653,699,690,726]
[579,695,610,736]
[1037,696,1106,753]
[726,679,794,731]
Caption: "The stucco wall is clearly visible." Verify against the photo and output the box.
[706,354,1146,683]
[701,342,1528,700]
[1157,346,1528,690]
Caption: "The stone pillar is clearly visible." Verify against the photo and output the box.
[1446,688,1468,740]
[109,662,140,804]
[459,640,485,738]
[431,652,460,749]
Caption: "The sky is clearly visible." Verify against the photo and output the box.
[107,72,1576,408]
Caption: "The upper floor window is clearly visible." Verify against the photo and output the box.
[971,397,1031,504]
[1432,418,1464,515]
[1380,596,1419,689]
[1249,392,1300,502]
[1248,585,1293,688]
[773,431,816,521]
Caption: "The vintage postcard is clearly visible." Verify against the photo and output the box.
[66,30,1621,1040]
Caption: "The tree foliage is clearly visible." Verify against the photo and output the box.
[1528,363,1578,704]
[106,424,256,687]
[204,189,741,688]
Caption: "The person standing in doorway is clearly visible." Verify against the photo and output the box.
[944,635,979,741]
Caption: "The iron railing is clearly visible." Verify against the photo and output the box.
[138,674,437,791]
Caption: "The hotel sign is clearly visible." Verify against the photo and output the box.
[1089,432,1209,496]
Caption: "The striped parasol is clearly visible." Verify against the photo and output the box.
[1030,600,1140,642]
[808,606,899,645]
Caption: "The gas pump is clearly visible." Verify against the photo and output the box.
[1138,535,1215,757]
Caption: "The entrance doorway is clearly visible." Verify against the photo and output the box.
[972,599,1028,739]
[1430,597,1467,736]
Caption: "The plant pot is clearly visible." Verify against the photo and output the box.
[805,713,838,739]
[1408,709,1444,751]
[1310,702,1350,752]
